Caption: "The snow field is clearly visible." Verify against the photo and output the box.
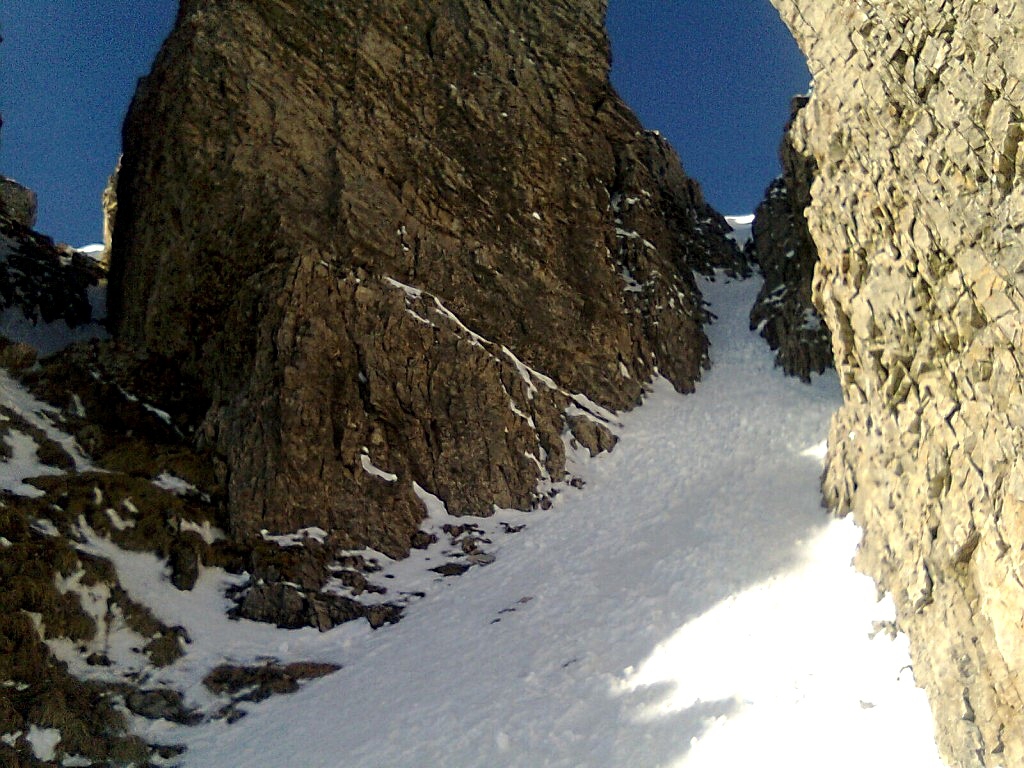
[0,253,942,766]
[156,274,944,768]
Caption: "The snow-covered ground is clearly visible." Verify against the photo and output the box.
[103,273,939,767]
[0,246,942,765]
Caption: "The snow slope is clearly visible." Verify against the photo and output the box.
[133,274,940,768]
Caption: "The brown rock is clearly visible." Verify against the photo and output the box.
[0,339,38,371]
[168,533,203,591]
[203,660,340,704]
[108,0,739,556]
[566,413,618,457]
[100,158,119,267]
[748,96,832,382]
[0,177,37,229]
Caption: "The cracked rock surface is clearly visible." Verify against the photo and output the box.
[773,0,1024,764]
[109,0,739,555]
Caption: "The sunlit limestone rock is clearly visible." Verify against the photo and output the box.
[108,0,739,556]
[772,0,1024,764]
[100,158,119,268]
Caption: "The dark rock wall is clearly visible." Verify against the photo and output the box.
[0,177,38,229]
[0,212,103,332]
[109,0,736,554]
[748,96,832,382]
[772,0,1024,764]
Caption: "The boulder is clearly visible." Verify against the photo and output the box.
[0,205,103,334]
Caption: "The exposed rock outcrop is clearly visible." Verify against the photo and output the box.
[109,0,738,555]
[748,96,832,382]
[100,159,119,267]
[772,0,1024,764]
[0,172,105,358]
[0,214,103,332]
[0,176,37,229]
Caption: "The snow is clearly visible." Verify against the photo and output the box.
[0,369,93,471]
[127,273,940,768]
[725,214,755,247]
[27,725,61,762]
[0,263,941,766]
[261,527,329,546]
[153,472,202,497]
[76,244,106,258]
[360,451,398,482]
[0,429,62,496]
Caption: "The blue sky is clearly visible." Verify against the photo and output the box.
[0,1,808,246]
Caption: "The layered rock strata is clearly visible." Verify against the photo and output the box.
[772,0,1024,764]
[749,96,832,382]
[109,0,737,555]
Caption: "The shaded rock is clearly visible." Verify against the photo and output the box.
[430,562,471,577]
[233,581,402,631]
[203,660,340,705]
[0,339,37,371]
[235,583,309,630]
[772,0,1024,764]
[0,176,37,229]
[748,96,832,382]
[168,533,204,591]
[109,0,740,556]
[0,208,103,334]
[125,688,200,725]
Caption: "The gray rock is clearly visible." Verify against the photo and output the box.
[125,688,200,725]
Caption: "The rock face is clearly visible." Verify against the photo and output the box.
[748,96,832,382]
[0,198,103,335]
[109,0,736,555]
[0,176,38,229]
[100,159,119,266]
[772,1,1024,764]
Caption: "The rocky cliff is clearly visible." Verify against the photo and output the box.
[771,0,1024,764]
[0,187,104,343]
[109,0,737,555]
[748,96,831,382]
[0,176,38,229]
